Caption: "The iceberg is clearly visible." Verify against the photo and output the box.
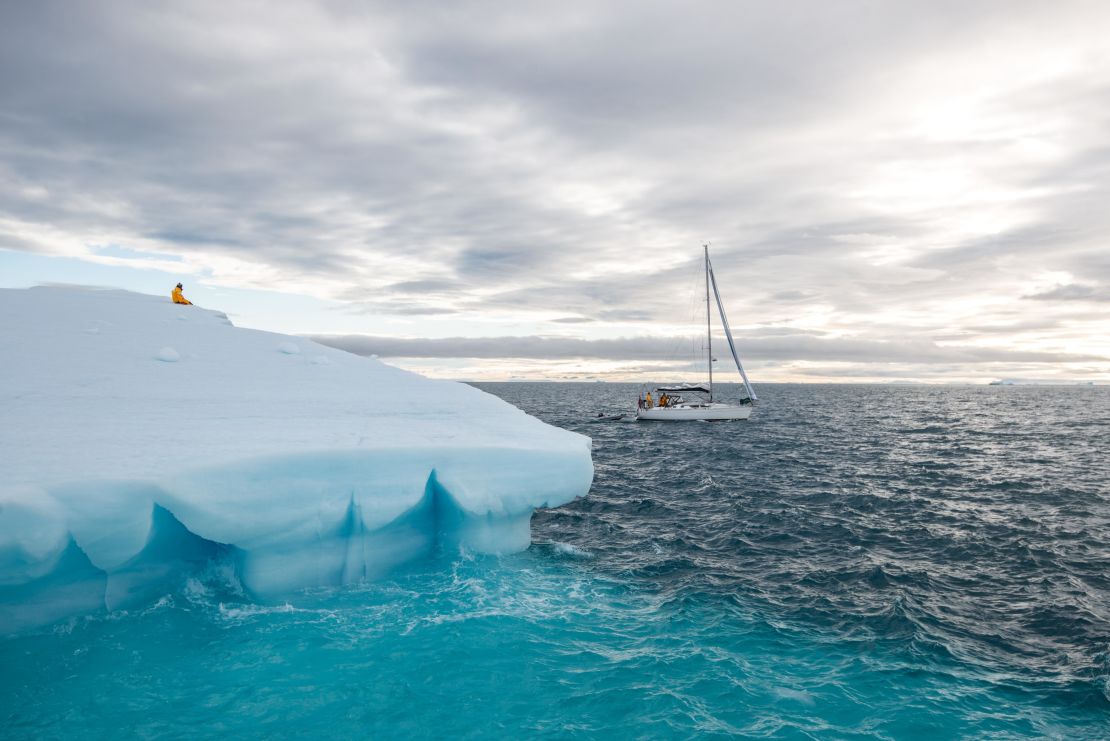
[0,286,592,631]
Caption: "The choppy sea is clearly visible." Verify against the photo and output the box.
[3,383,1108,739]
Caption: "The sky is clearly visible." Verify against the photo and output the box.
[1,1,1108,383]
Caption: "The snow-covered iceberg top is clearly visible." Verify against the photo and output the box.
[0,286,592,631]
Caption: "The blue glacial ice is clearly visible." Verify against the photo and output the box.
[0,286,593,631]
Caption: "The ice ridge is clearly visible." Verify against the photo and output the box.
[0,286,593,631]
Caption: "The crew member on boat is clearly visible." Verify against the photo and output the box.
[645,391,653,409]
[659,392,669,408]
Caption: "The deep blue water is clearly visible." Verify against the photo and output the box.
[3,383,1109,739]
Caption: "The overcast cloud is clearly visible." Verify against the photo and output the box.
[1,1,1108,381]
[313,332,1104,364]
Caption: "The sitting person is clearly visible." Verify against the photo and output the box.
[171,283,193,305]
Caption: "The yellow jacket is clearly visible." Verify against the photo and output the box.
[172,287,192,305]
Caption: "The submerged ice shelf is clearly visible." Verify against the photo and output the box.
[0,287,593,631]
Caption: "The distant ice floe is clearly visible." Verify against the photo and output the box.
[0,286,593,632]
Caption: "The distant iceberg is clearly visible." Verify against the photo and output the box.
[0,286,592,631]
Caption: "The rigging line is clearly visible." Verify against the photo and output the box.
[686,255,704,380]
[663,256,702,366]
[689,254,703,363]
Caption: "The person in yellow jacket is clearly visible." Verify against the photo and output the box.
[171,283,192,305]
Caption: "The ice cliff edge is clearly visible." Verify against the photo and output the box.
[0,286,593,631]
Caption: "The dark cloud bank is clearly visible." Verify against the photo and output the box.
[313,333,1104,366]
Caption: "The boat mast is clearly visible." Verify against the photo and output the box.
[705,244,713,401]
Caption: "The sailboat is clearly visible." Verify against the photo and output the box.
[635,245,757,421]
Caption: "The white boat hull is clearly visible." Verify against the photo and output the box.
[636,403,752,421]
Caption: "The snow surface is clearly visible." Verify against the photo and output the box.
[0,286,592,631]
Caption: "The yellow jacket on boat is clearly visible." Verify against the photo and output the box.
[172,286,192,305]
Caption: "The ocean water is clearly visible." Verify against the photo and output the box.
[3,383,1109,739]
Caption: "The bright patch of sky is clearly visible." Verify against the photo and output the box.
[1,1,1108,382]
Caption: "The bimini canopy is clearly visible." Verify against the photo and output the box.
[656,386,710,394]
